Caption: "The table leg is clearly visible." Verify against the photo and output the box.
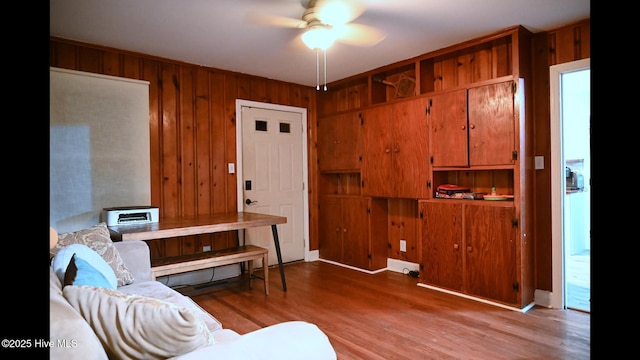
[263,251,269,296]
[271,224,287,291]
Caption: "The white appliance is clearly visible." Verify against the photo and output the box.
[102,206,159,226]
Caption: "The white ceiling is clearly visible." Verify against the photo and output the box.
[50,0,590,88]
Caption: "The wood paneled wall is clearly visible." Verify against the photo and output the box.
[530,19,590,291]
[50,37,319,258]
[50,17,589,292]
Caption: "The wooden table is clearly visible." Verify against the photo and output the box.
[108,212,288,291]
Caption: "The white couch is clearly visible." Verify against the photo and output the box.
[49,239,337,360]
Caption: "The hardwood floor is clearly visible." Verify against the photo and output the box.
[187,261,590,359]
[566,250,590,312]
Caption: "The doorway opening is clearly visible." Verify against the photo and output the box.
[550,58,590,312]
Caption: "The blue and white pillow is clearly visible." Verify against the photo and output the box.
[51,243,117,289]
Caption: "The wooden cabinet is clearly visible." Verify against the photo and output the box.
[361,97,430,198]
[316,26,535,309]
[464,204,517,304]
[420,201,462,291]
[319,196,388,270]
[420,200,519,306]
[467,81,517,166]
[429,81,516,168]
[427,89,467,168]
[421,79,529,309]
[360,105,392,197]
[317,111,362,172]
[318,196,347,263]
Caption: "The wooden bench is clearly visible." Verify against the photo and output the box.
[150,245,269,295]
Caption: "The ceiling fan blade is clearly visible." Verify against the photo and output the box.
[246,12,308,28]
[287,33,312,53]
[334,23,387,47]
[315,0,365,26]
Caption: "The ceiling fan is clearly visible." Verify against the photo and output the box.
[248,0,387,51]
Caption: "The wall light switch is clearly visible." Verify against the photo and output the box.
[400,239,407,252]
[228,163,235,174]
[535,156,544,170]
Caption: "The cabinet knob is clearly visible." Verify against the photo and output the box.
[385,148,391,153]
[394,147,399,153]
[461,125,466,130]
[335,227,341,233]
[343,228,347,233]
[469,124,476,129]
[467,246,473,253]
[453,243,459,250]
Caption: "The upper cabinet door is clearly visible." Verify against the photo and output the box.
[467,81,516,166]
[361,106,393,197]
[318,111,361,172]
[392,97,430,199]
[429,89,468,167]
[361,99,430,199]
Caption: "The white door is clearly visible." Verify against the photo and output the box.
[237,101,307,266]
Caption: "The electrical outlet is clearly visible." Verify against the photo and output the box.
[203,245,211,252]
[400,239,406,252]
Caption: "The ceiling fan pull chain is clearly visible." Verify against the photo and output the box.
[323,49,328,91]
[316,49,320,91]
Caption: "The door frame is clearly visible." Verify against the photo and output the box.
[549,58,590,309]
[235,99,312,261]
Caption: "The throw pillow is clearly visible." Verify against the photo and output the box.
[65,253,116,289]
[62,285,215,359]
[51,243,117,289]
[52,223,134,286]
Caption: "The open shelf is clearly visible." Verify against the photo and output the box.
[432,169,514,199]
[371,64,416,104]
[318,172,362,196]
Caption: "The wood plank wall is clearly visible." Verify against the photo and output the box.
[49,38,319,258]
[49,16,589,292]
[531,19,590,291]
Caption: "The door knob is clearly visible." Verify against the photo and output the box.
[245,199,258,205]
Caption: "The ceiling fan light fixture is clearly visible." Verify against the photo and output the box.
[317,1,351,26]
[301,26,337,50]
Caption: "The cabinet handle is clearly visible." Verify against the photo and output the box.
[467,246,473,253]
[469,124,476,129]
[453,243,459,250]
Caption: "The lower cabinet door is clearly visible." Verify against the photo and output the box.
[341,197,371,269]
[319,196,344,263]
[464,205,518,304]
[420,201,463,291]
[319,196,387,271]
[421,201,519,305]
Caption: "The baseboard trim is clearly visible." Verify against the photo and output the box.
[386,258,419,274]
[534,289,554,308]
[305,249,319,262]
[417,282,535,313]
[317,259,387,274]
[317,257,541,312]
